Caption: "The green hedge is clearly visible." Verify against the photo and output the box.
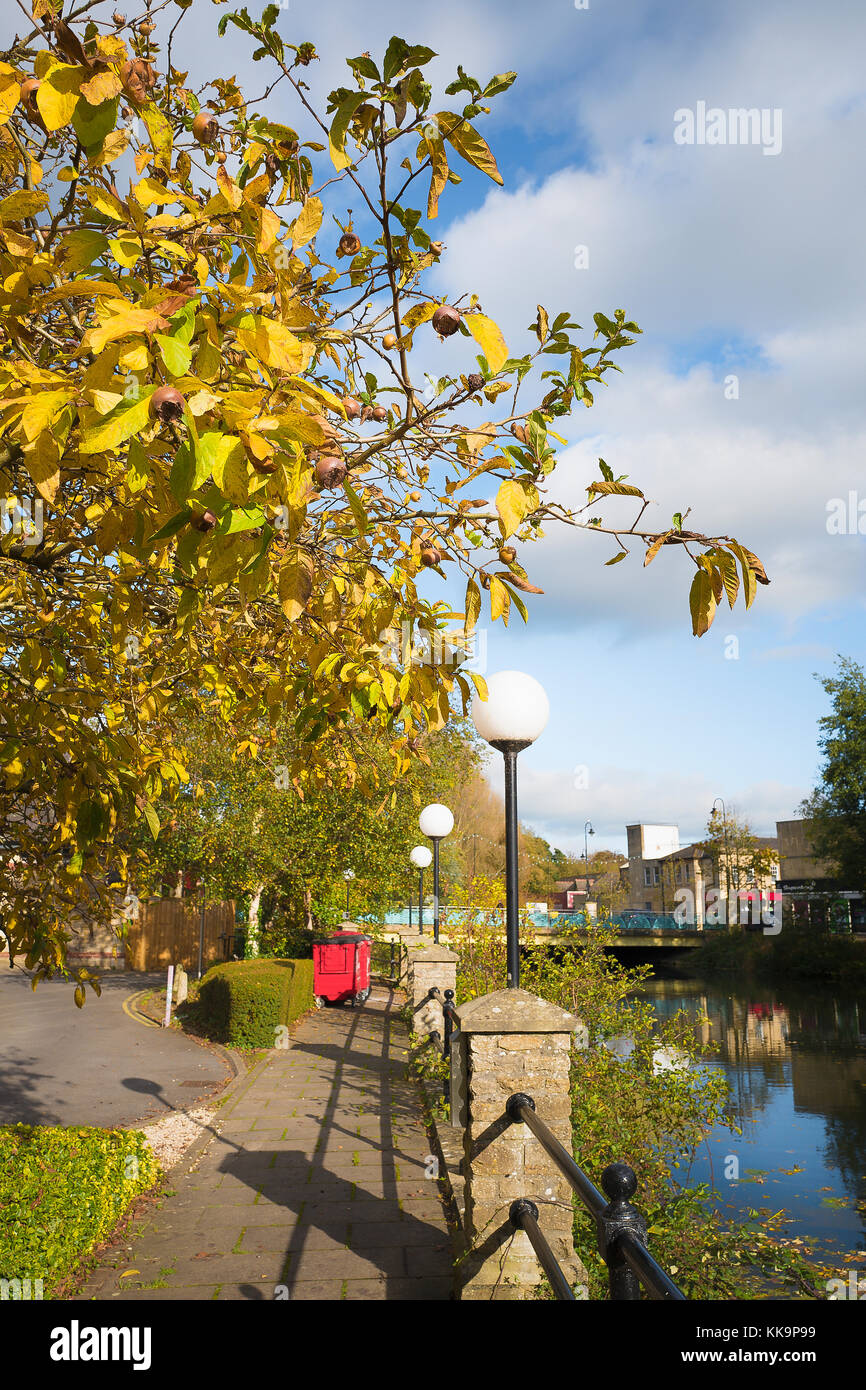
[0,1124,159,1297]
[198,958,314,1047]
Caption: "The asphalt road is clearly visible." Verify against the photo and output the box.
[0,968,231,1127]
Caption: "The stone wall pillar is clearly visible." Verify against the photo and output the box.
[405,942,458,1037]
[455,987,588,1300]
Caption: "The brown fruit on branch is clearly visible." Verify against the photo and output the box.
[499,546,516,564]
[432,304,461,337]
[420,545,443,567]
[315,456,347,489]
[409,490,421,502]
[338,231,361,256]
[371,405,387,422]
[20,77,40,109]
[382,333,397,350]
[191,509,217,532]
[343,396,362,420]
[19,78,45,128]
[112,10,126,24]
[430,241,444,256]
[466,373,484,391]
[149,386,186,424]
[120,59,156,104]
[192,112,219,145]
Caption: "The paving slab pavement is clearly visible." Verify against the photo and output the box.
[77,983,456,1301]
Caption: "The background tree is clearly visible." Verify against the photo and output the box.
[131,704,482,943]
[801,656,866,896]
[698,805,778,924]
[0,5,766,991]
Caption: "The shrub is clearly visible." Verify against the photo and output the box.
[0,1124,159,1296]
[198,958,314,1047]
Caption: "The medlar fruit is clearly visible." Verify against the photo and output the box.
[432,304,461,337]
[315,456,347,489]
[149,386,185,424]
[192,112,219,145]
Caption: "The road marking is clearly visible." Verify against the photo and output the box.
[122,990,163,1029]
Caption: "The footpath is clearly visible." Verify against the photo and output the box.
[78,983,454,1300]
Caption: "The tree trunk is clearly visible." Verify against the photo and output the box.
[246,884,264,958]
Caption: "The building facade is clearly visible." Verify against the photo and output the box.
[622,822,779,926]
[775,818,865,931]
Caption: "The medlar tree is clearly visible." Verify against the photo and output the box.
[0,2,767,993]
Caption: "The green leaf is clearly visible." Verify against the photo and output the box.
[79,390,154,455]
[217,505,267,535]
[197,432,244,490]
[143,803,160,840]
[328,92,366,170]
[144,509,192,546]
[155,334,192,377]
[170,442,195,503]
[343,477,368,534]
[71,96,118,150]
[605,550,627,566]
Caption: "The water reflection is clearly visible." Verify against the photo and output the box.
[639,976,866,1261]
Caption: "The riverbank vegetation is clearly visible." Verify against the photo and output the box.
[689,925,866,989]
[447,880,833,1299]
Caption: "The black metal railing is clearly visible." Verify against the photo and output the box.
[505,1092,686,1302]
[428,987,458,1101]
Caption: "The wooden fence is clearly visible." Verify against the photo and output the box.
[124,898,237,973]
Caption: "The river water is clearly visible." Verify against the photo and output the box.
[640,973,866,1272]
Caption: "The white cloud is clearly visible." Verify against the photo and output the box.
[484,761,807,855]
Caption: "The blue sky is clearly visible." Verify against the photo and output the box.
[10,0,863,856]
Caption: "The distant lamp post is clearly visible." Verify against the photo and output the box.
[409,845,432,935]
[711,798,730,907]
[343,868,355,918]
[584,821,594,906]
[419,803,454,943]
[471,670,549,988]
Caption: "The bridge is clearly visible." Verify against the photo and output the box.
[371,908,725,950]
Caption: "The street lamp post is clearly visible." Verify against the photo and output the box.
[472,670,549,988]
[584,820,594,910]
[409,845,432,935]
[343,868,355,919]
[419,805,453,943]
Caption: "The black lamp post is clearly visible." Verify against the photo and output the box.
[419,805,453,943]
[410,845,431,935]
[584,820,594,909]
[472,671,550,988]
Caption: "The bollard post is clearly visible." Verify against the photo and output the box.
[163,965,174,1028]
